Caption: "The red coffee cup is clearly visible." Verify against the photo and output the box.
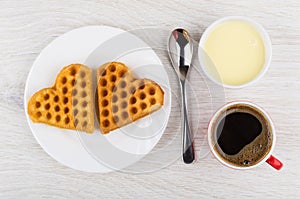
[207,101,283,170]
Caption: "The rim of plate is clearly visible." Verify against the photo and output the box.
[24,25,171,173]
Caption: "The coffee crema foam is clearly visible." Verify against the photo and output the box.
[212,104,273,167]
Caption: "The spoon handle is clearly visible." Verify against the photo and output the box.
[180,79,194,164]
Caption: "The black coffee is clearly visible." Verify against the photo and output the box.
[213,104,273,167]
[217,112,262,155]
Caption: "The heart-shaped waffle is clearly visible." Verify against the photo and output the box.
[27,64,94,133]
[97,62,164,134]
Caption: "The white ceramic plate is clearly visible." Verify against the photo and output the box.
[24,26,171,172]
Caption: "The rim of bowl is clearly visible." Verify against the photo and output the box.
[198,16,272,89]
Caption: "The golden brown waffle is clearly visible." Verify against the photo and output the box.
[27,64,94,133]
[97,62,164,134]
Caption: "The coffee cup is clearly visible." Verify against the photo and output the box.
[207,101,283,170]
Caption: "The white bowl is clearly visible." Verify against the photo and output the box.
[198,16,272,89]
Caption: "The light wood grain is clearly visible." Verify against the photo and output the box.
[1,0,300,198]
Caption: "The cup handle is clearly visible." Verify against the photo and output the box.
[266,155,283,170]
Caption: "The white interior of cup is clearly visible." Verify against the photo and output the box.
[207,101,276,170]
[198,16,272,89]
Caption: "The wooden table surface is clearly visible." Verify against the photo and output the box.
[1,0,299,198]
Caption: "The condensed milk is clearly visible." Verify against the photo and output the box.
[199,17,272,88]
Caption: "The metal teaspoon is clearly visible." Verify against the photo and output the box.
[168,28,195,164]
